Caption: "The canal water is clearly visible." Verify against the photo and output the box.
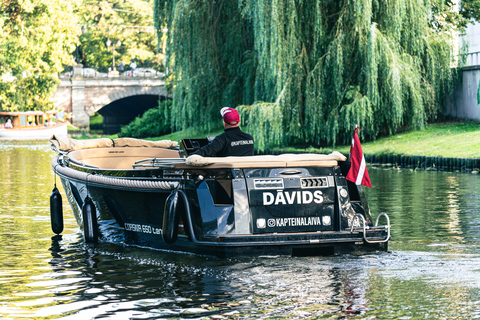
[1,141,480,319]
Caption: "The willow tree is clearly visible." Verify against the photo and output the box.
[154,0,459,149]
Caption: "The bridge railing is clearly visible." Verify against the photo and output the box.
[59,65,165,79]
[462,51,480,67]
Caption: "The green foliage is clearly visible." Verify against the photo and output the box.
[89,112,103,130]
[77,0,161,69]
[154,0,253,134]
[154,0,471,150]
[119,99,172,138]
[0,0,78,111]
[432,0,480,32]
[0,0,161,111]
[478,77,480,105]
[150,127,224,144]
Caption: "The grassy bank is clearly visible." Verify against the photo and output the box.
[74,121,480,159]
[150,121,480,159]
[270,121,480,159]
[149,128,225,142]
[356,121,480,159]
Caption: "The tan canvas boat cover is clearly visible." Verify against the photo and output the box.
[50,134,178,152]
[183,152,347,168]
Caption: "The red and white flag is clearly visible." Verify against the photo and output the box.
[346,126,372,188]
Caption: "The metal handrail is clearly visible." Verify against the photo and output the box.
[133,158,187,168]
[350,212,391,243]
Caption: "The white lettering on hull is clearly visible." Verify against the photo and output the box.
[263,190,324,205]
[266,216,322,228]
[124,223,162,235]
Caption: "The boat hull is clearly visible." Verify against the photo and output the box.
[60,175,387,257]
[0,123,67,140]
[54,151,390,257]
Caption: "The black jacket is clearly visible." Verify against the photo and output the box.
[191,127,254,157]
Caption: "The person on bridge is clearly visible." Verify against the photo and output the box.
[190,107,254,157]
[129,61,137,76]
[118,60,125,75]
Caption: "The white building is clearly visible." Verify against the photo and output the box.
[463,22,480,65]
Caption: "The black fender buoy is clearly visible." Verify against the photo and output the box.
[50,187,64,234]
[82,196,98,243]
[178,190,193,242]
[162,190,181,244]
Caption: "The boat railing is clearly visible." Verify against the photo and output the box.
[349,212,391,243]
[52,156,180,190]
[133,158,187,168]
[51,144,67,156]
[63,154,102,169]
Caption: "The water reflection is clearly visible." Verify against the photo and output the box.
[365,167,480,254]
[1,142,480,319]
[37,236,242,319]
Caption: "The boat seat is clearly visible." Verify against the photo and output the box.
[66,147,347,170]
[50,135,178,152]
[67,147,181,170]
[176,153,347,169]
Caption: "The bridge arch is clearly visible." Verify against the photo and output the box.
[86,85,167,116]
[98,94,169,134]
[53,76,167,132]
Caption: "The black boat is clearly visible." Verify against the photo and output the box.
[49,136,390,257]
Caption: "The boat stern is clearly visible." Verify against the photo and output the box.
[180,157,390,256]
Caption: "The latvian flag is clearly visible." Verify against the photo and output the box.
[346,126,372,188]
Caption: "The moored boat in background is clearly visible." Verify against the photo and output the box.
[0,111,67,140]
[49,135,390,257]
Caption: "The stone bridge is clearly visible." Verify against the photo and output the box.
[52,65,167,133]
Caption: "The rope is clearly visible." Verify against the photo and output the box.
[52,156,179,190]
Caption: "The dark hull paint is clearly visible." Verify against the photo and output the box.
[55,159,389,257]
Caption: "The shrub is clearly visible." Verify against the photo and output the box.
[119,100,172,138]
[89,113,103,130]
